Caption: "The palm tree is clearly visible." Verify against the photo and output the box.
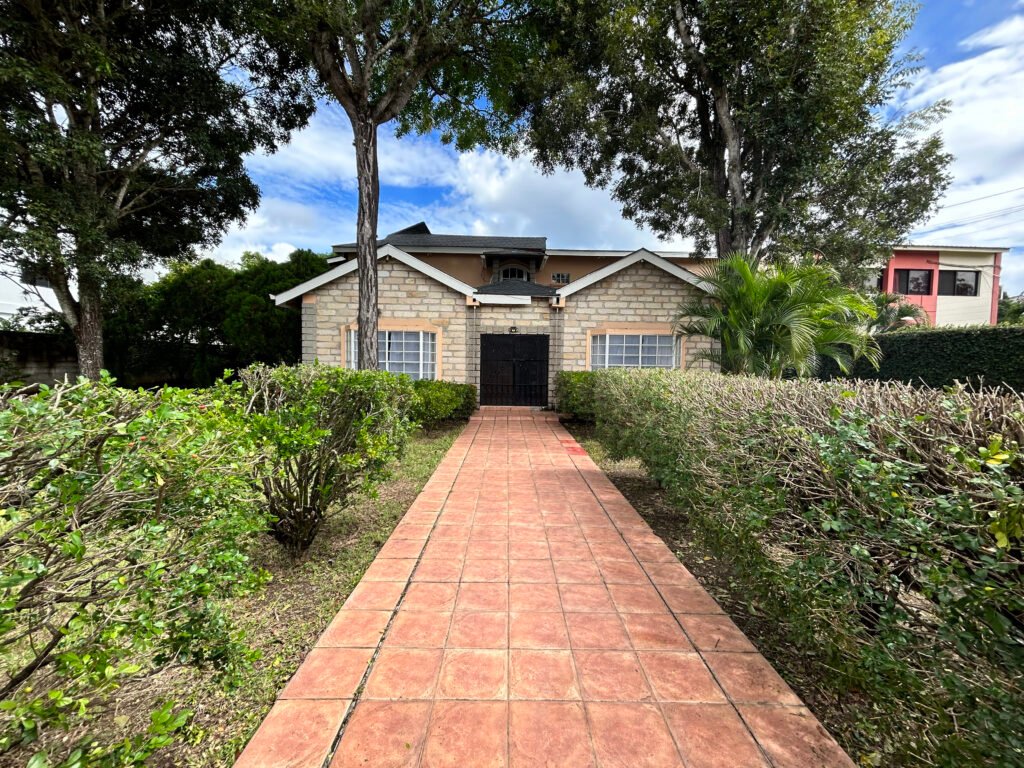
[676,253,881,378]
[867,292,929,334]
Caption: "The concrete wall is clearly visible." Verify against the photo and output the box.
[0,331,78,384]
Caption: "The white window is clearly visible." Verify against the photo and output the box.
[590,333,677,370]
[552,272,571,284]
[500,266,529,281]
[346,329,436,379]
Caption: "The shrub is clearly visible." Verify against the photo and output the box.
[554,371,599,421]
[588,369,1024,766]
[240,364,415,554]
[821,324,1024,390]
[410,379,477,426]
[0,375,268,765]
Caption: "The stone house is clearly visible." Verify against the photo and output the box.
[273,223,717,406]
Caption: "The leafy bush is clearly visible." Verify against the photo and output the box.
[588,369,1024,766]
[0,375,268,766]
[821,324,1024,390]
[410,379,477,426]
[554,371,599,421]
[240,364,415,554]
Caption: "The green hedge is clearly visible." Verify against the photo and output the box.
[586,369,1024,766]
[821,325,1024,390]
[554,371,600,421]
[410,379,477,426]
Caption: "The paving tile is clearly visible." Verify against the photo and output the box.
[363,648,443,700]
[509,650,580,700]
[662,703,768,768]
[378,538,426,559]
[661,585,724,615]
[447,611,509,649]
[362,558,418,582]
[509,701,595,767]
[621,614,694,651]
[392,524,432,540]
[558,584,615,612]
[466,540,509,560]
[384,611,451,648]
[509,559,557,583]
[510,611,570,649]
[432,524,472,540]
[317,610,392,648]
[437,649,508,699]
[462,559,509,583]
[548,540,592,560]
[330,701,430,768]
[281,648,372,700]
[678,614,757,653]
[573,650,652,701]
[401,582,459,612]
[422,539,468,559]
[421,701,508,768]
[235,699,350,768]
[645,562,699,586]
[738,705,855,768]
[704,652,802,705]
[607,583,670,614]
[565,613,632,651]
[412,558,464,583]
[344,580,405,611]
[597,559,650,584]
[509,583,561,612]
[456,583,509,612]
[586,702,684,768]
[552,559,603,584]
[637,652,727,702]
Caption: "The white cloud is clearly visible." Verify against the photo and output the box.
[905,14,1024,293]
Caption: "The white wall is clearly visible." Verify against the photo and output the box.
[933,251,998,326]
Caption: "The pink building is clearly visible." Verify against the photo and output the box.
[872,245,1008,326]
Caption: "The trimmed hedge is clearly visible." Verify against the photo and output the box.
[586,369,1024,766]
[821,324,1024,390]
[410,379,477,426]
[554,371,599,421]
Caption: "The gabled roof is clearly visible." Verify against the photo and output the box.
[331,222,546,254]
[272,244,541,306]
[556,248,711,297]
[476,280,557,296]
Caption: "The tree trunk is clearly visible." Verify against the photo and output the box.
[74,274,104,379]
[353,113,380,370]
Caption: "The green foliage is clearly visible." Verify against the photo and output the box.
[240,364,415,554]
[823,325,1024,390]
[584,369,1024,766]
[554,371,599,422]
[0,0,314,375]
[676,253,880,377]
[866,291,930,334]
[409,380,477,427]
[0,374,269,765]
[998,294,1024,325]
[513,0,950,270]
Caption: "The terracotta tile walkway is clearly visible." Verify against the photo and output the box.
[235,409,854,768]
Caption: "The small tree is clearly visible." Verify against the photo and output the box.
[867,292,929,334]
[676,253,880,378]
[285,0,531,369]
[0,0,314,377]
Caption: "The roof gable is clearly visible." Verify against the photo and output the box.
[555,248,711,297]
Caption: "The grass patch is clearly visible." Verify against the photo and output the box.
[566,422,861,759]
[133,424,462,768]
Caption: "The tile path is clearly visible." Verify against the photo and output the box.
[234,409,855,768]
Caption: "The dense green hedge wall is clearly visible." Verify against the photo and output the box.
[821,325,1024,390]
[554,371,599,421]
[585,369,1024,766]
[410,379,477,426]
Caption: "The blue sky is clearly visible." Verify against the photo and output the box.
[3,1,1024,315]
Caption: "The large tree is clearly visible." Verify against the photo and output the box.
[288,0,529,369]
[514,0,951,273]
[0,0,314,377]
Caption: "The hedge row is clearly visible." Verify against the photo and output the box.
[821,324,1024,390]
[0,367,476,766]
[573,369,1024,766]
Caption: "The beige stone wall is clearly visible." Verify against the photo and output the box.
[302,256,471,381]
[562,260,718,373]
[301,256,718,400]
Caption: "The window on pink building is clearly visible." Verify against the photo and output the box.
[938,270,979,297]
[894,269,932,295]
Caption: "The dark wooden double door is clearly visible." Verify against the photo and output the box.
[479,334,549,406]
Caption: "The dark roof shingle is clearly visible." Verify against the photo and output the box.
[333,222,546,252]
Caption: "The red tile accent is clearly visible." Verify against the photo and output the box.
[384,611,451,648]
[456,583,509,612]
[437,649,508,699]
[402,583,459,612]
[281,648,372,700]
[330,701,430,768]
[586,702,684,767]
[637,652,727,702]
[235,699,349,768]
[662,703,768,768]
[704,652,802,705]
[510,611,570,649]
[621,614,694,652]
[317,610,392,648]
[363,648,443,700]
[509,650,580,700]
[509,701,595,766]
[738,705,855,768]
[448,611,509,649]
[678,614,757,653]
[558,584,615,613]
[574,650,653,702]
[421,701,508,768]
[565,613,632,650]
[509,583,561,612]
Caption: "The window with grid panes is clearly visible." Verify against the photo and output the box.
[346,329,436,379]
[590,333,677,369]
